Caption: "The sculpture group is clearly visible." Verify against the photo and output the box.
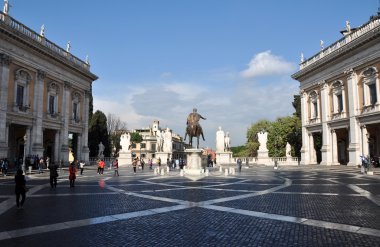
[216,126,230,152]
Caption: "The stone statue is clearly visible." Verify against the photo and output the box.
[286,142,291,158]
[98,142,105,157]
[346,20,351,32]
[120,133,131,151]
[257,130,268,151]
[224,132,231,152]
[85,55,90,65]
[320,40,324,50]
[3,0,9,15]
[300,53,304,63]
[156,130,164,152]
[216,126,225,152]
[66,41,71,53]
[40,24,45,37]
[184,108,206,148]
[163,127,173,153]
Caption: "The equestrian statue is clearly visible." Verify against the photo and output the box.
[184,108,206,148]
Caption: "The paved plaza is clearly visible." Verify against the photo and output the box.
[0,165,380,246]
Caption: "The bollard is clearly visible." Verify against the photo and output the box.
[205,169,209,176]
[180,169,184,176]
[231,168,235,175]
[166,166,170,173]
[28,166,32,174]
[224,168,229,176]
[154,168,158,175]
[219,166,222,172]
[160,168,165,176]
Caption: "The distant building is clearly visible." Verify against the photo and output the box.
[0,11,98,165]
[129,120,189,160]
[292,13,380,166]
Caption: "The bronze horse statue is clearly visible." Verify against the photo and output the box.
[184,108,206,148]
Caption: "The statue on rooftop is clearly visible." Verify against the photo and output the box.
[40,24,45,37]
[66,41,71,53]
[346,20,351,32]
[3,0,9,15]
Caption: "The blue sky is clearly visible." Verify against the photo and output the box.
[8,0,379,148]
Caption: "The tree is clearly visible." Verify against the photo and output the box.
[130,132,143,158]
[246,119,272,156]
[230,145,247,157]
[106,113,127,157]
[88,110,110,157]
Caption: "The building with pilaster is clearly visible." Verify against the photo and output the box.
[0,11,97,165]
[292,13,380,166]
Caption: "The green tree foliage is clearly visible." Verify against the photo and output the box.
[88,110,110,157]
[292,95,301,118]
[230,145,247,157]
[246,119,271,156]
[268,116,300,157]
[130,132,143,147]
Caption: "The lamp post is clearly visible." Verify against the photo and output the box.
[22,134,27,173]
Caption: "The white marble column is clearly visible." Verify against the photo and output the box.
[31,70,45,156]
[331,129,338,165]
[345,69,361,166]
[320,82,332,165]
[60,81,70,162]
[0,54,10,158]
[300,91,310,165]
[309,133,316,164]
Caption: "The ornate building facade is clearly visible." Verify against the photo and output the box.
[292,14,380,166]
[0,11,98,165]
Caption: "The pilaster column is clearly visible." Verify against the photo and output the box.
[0,54,10,158]
[300,90,310,165]
[25,127,31,156]
[60,81,71,162]
[345,69,361,166]
[31,70,45,156]
[76,133,82,161]
[361,125,369,156]
[320,81,332,165]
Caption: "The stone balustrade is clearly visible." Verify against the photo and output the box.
[300,17,380,70]
[0,11,90,71]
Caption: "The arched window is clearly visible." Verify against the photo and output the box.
[14,69,31,112]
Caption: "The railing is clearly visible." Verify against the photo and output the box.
[361,104,380,114]
[0,11,90,71]
[330,111,347,121]
[307,117,321,125]
[300,16,380,70]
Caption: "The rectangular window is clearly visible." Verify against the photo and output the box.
[73,102,78,120]
[369,83,377,105]
[49,95,55,114]
[151,144,156,151]
[16,85,24,106]
[140,143,146,149]
[313,102,318,118]
[132,143,136,148]
[337,94,343,113]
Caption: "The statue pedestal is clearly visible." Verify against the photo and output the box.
[257,149,270,165]
[184,149,206,176]
[215,152,232,165]
[118,151,132,166]
[156,152,171,166]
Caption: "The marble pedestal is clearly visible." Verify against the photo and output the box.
[118,151,132,166]
[216,151,232,165]
[257,150,270,165]
[156,152,171,165]
[184,149,206,176]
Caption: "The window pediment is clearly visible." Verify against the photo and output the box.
[15,69,31,83]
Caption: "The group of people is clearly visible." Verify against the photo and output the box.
[0,158,9,176]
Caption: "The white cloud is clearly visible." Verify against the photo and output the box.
[160,72,172,78]
[240,50,296,78]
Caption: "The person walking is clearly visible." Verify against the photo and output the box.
[79,160,85,175]
[148,159,153,170]
[15,169,27,209]
[113,159,119,176]
[157,157,161,168]
[98,159,105,175]
[140,158,145,170]
[38,157,44,174]
[69,161,77,187]
[237,158,242,172]
[2,158,8,176]
[49,164,58,188]
[132,158,138,174]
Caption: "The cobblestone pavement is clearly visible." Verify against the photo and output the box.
[0,165,380,246]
